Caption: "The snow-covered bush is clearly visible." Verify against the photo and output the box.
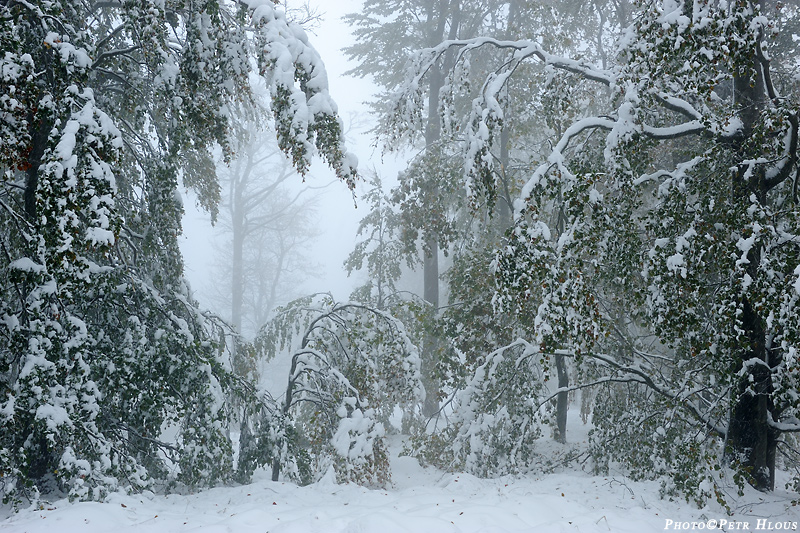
[447,341,550,476]
[329,404,390,487]
[253,294,423,487]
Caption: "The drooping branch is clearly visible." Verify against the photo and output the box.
[748,29,799,192]
[91,45,141,70]
[568,350,728,439]
[466,338,729,441]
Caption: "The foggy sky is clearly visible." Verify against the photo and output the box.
[180,0,405,320]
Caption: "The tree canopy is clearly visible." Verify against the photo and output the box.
[383,0,800,496]
[0,0,355,502]
[4,0,800,510]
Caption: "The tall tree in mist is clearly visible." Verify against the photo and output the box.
[345,0,459,416]
[345,0,531,416]
[209,129,319,339]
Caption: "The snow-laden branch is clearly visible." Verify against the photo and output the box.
[655,92,703,121]
[258,294,423,483]
[515,117,613,207]
[90,45,140,70]
[419,37,614,86]
[449,336,728,442]
[572,350,728,438]
[242,0,358,187]
[769,413,800,433]
[387,32,725,217]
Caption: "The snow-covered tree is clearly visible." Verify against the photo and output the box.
[389,0,800,497]
[345,172,414,311]
[0,0,355,502]
[345,0,481,417]
[251,294,423,487]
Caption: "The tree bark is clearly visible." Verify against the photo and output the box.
[554,353,568,443]
[725,32,779,491]
[727,298,778,491]
[419,0,457,418]
[24,111,49,221]
[496,0,518,230]
[230,156,248,334]
[422,236,440,417]
[231,218,244,333]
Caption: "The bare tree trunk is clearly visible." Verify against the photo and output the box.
[728,297,778,490]
[554,353,568,443]
[419,0,457,418]
[229,156,249,335]
[422,236,440,417]
[553,113,571,443]
[496,0,518,230]
[231,218,245,333]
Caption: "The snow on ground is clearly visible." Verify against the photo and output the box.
[3,413,799,533]
[3,459,797,533]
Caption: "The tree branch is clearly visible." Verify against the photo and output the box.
[91,45,141,70]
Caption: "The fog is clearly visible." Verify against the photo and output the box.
[180,0,406,329]
[6,0,800,517]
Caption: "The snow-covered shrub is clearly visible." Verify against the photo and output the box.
[408,340,550,477]
[329,405,390,487]
[255,294,423,487]
[452,342,550,476]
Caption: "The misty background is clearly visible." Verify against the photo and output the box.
[180,0,404,333]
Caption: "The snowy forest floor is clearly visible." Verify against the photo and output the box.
[3,411,799,532]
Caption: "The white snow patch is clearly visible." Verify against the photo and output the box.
[9,257,46,273]
[3,432,799,533]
